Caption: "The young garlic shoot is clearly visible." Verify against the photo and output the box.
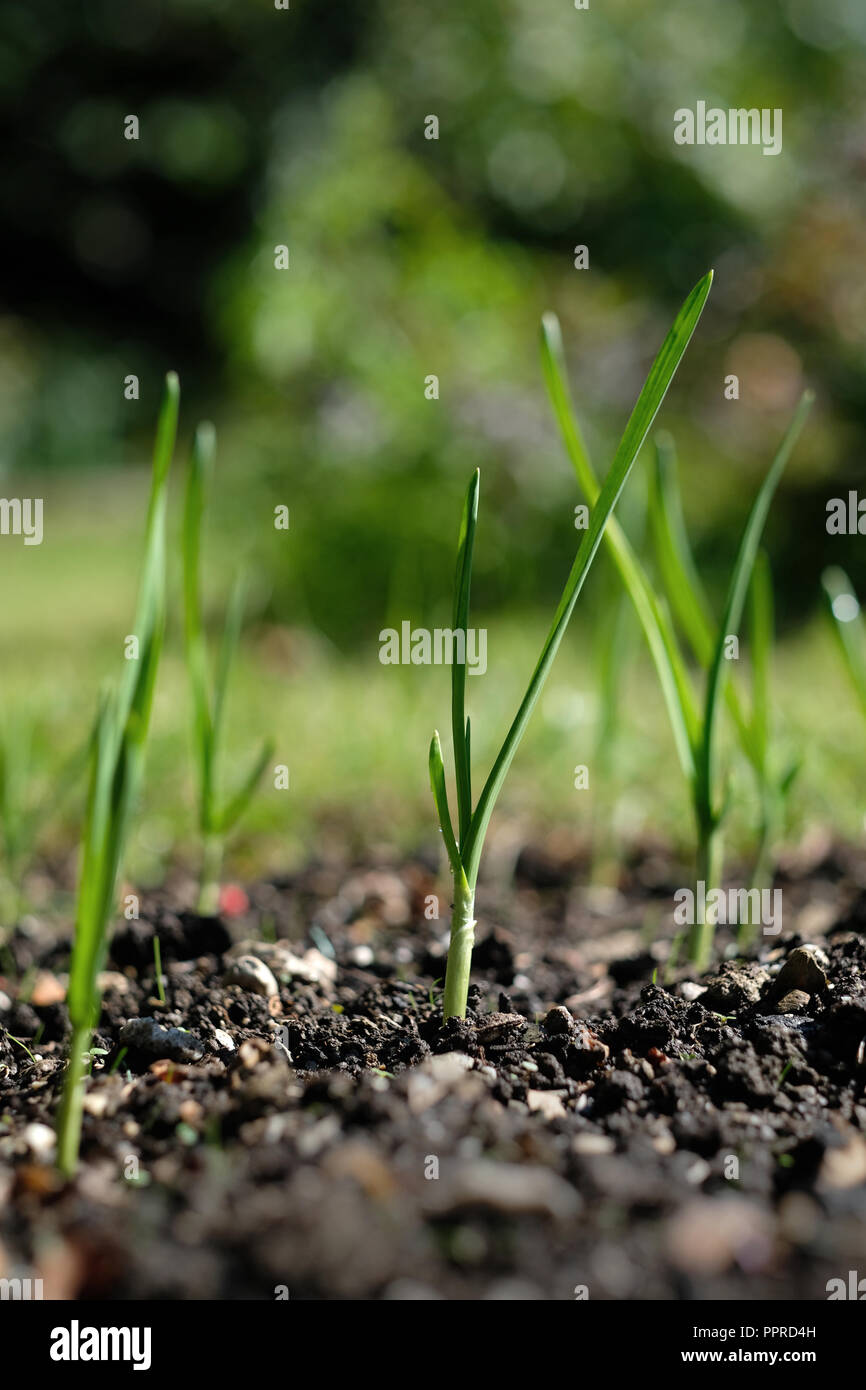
[542,307,812,968]
[431,271,713,1020]
[648,442,801,909]
[182,423,274,916]
[57,372,179,1177]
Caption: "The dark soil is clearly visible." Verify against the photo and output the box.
[2,831,866,1301]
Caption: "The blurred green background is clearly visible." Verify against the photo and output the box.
[0,0,864,897]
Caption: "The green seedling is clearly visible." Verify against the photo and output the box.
[7,1034,38,1064]
[821,567,866,720]
[153,935,166,1005]
[589,524,643,884]
[182,423,274,916]
[431,272,713,1020]
[648,439,801,917]
[56,373,179,1178]
[542,311,812,970]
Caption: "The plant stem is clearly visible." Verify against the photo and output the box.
[57,1022,91,1178]
[198,834,223,916]
[688,824,722,971]
[442,874,476,1021]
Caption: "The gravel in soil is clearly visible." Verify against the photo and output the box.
[1,833,865,1300]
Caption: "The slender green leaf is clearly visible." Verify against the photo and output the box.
[749,548,773,771]
[429,731,461,876]
[217,737,275,835]
[541,307,703,782]
[61,374,178,1175]
[697,390,814,825]
[822,566,866,720]
[67,372,178,1031]
[465,716,471,813]
[213,573,246,745]
[451,470,479,847]
[649,432,715,665]
[183,422,216,826]
[649,433,757,766]
[462,270,714,885]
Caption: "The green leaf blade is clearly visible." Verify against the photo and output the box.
[822,566,866,720]
[649,432,715,666]
[463,270,714,886]
[698,389,814,825]
[540,305,705,783]
[217,737,275,835]
[428,731,461,877]
[451,470,479,847]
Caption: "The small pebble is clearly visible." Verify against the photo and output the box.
[775,989,810,1014]
[223,955,279,998]
[119,1017,204,1064]
[543,1005,574,1035]
[526,1090,566,1120]
[22,1123,56,1160]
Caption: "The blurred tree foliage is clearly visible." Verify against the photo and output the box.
[1,0,865,645]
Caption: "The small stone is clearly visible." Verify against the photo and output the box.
[666,1198,772,1274]
[684,1157,711,1185]
[543,1005,574,1035]
[223,955,279,998]
[225,941,337,987]
[434,1160,581,1221]
[238,1040,264,1069]
[680,981,706,1002]
[96,971,130,996]
[323,1141,396,1198]
[526,1090,567,1120]
[571,1022,609,1065]
[30,972,67,1007]
[701,962,768,1013]
[426,1052,475,1081]
[817,1130,866,1191]
[651,1131,676,1155]
[572,1133,616,1156]
[22,1123,56,1159]
[82,1091,110,1118]
[763,945,831,1012]
[775,989,810,1014]
[406,1053,482,1114]
[475,1012,526,1045]
[119,1017,204,1064]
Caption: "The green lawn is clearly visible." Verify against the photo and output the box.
[0,466,861,903]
